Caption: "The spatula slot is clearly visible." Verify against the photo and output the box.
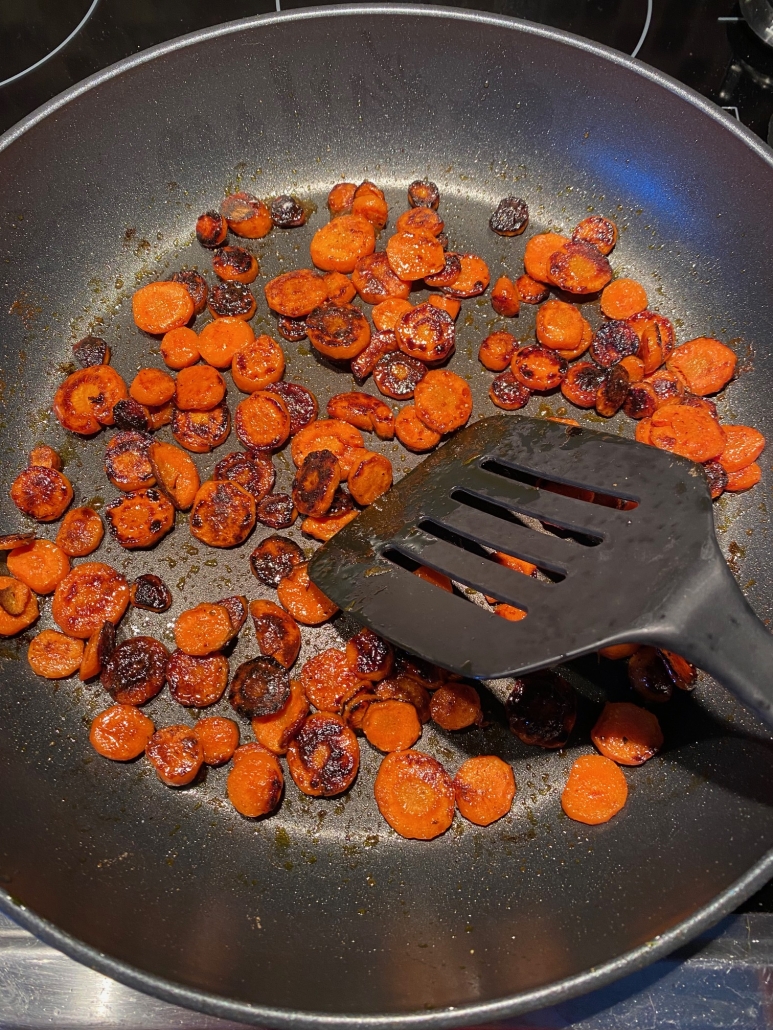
[479,457,639,511]
[417,518,566,582]
[451,488,603,548]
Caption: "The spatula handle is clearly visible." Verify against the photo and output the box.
[664,561,773,729]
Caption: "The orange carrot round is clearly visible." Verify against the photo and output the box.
[89,705,155,760]
[666,337,737,396]
[600,278,648,319]
[374,750,455,839]
[363,700,421,752]
[197,317,254,369]
[130,367,176,407]
[719,425,766,473]
[7,539,70,595]
[561,753,628,824]
[590,702,663,766]
[28,628,84,678]
[132,281,194,335]
[453,755,515,825]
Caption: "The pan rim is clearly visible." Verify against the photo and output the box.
[2,4,773,1026]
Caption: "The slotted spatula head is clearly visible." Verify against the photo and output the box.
[308,415,722,680]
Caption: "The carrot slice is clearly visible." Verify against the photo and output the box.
[352,252,411,304]
[252,678,310,755]
[649,403,726,462]
[536,299,585,349]
[212,246,259,285]
[277,563,338,625]
[347,449,393,505]
[555,318,592,361]
[523,232,569,283]
[363,700,421,752]
[326,392,395,440]
[132,281,194,334]
[427,294,460,320]
[572,215,618,255]
[491,275,520,317]
[726,462,761,491]
[323,271,357,306]
[600,278,648,319]
[666,337,737,396]
[52,562,129,639]
[300,647,365,713]
[351,181,389,230]
[327,182,356,215]
[290,419,364,478]
[55,507,103,557]
[221,191,272,238]
[148,440,200,510]
[286,712,360,796]
[374,750,455,839]
[413,369,472,434]
[10,466,73,522]
[561,753,628,824]
[174,602,234,656]
[306,304,371,361]
[227,746,284,817]
[590,702,663,766]
[430,682,482,730]
[386,231,445,281]
[130,368,175,407]
[264,269,329,317]
[494,603,528,621]
[310,214,376,273]
[197,316,254,369]
[511,345,567,392]
[189,480,256,547]
[453,755,515,825]
[195,717,239,765]
[28,629,84,679]
[719,425,766,473]
[619,355,645,383]
[598,643,641,660]
[53,366,128,434]
[395,405,441,452]
[7,539,70,595]
[146,725,203,787]
[372,298,414,332]
[442,253,490,298]
[0,575,39,636]
[174,365,226,410]
[230,335,285,393]
[234,390,291,451]
[395,207,443,236]
[515,273,550,304]
[28,445,61,469]
[0,578,31,617]
[549,241,612,294]
[89,705,155,760]
[249,599,302,670]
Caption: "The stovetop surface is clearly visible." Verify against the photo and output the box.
[1,0,773,1024]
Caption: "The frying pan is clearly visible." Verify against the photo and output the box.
[1,6,773,1027]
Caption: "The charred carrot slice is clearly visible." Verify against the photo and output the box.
[53,366,128,435]
[515,273,550,304]
[386,231,445,281]
[491,275,520,317]
[327,182,356,215]
[430,682,482,730]
[345,626,394,682]
[174,365,226,410]
[719,425,766,473]
[590,702,663,766]
[171,405,230,453]
[306,304,371,361]
[130,368,175,407]
[277,563,338,625]
[132,281,194,335]
[627,311,676,359]
[0,575,39,636]
[166,651,229,707]
[395,207,444,236]
[372,298,414,332]
[395,405,441,452]
[102,637,169,706]
[189,480,256,548]
[250,599,302,670]
[290,419,364,478]
[666,337,737,396]
[523,232,569,283]
[81,619,118,679]
[195,717,240,765]
[413,369,472,434]
[310,214,376,273]
[488,370,531,411]
[264,381,319,435]
[28,629,84,679]
[292,449,341,516]
[561,753,628,824]
[197,316,254,369]
[363,700,421,752]
[55,507,104,557]
[105,489,175,550]
[171,270,208,315]
[351,181,389,230]
[396,302,455,364]
[146,725,203,787]
[252,678,310,756]
[54,565,129,639]
[511,345,567,392]
[227,746,283,817]
[347,449,393,505]
[442,253,491,298]
[234,391,291,451]
[148,440,200,510]
[600,278,648,319]
[549,241,612,294]
[352,252,411,304]
[10,466,73,521]
[572,215,618,255]
[196,211,227,248]
[104,431,154,493]
[374,750,455,839]
[286,712,359,796]
[619,355,645,382]
[212,245,259,284]
[264,269,329,318]
[323,271,357,306]
[89,704,155,760]
[453,755,515,825]
[7,539,70,595]
[221,191,272,238]
[535,299,583,350]
[649,403,726,462]
[300,647,366,713]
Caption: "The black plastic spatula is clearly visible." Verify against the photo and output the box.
[309,415,773,727]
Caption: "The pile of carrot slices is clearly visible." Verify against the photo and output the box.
[2,176,762,837]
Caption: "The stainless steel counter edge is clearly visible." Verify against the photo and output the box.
[1,911,771,1030]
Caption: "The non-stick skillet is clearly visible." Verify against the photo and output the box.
[1,6,773,1028]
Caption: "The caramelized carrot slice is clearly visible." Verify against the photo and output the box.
[264,269,329,317]
[453,755,515,825]
[352,252,411,304]
[572,215,618,255]
[549,241,612,294]
[146,725,203,786]
[53,366,129,435]
[515,273,550,304]
[10,466,73,521]
[55,507,104,557]
[430,682,482,730]
[130,368,175,407]
[132,281,194,334]
[52,564,127,639]
[347,449,393,505]
[174,365,226,411]
[221,191,272,238]
[327,182,356,216]
[89,704,154,760]
[7,539,70,595]
[286,712,359,796]
[395,207,443,236]
[491,275,520,317]
[227,746,283,817]
[363,700,421,752]
[511,345,567,392]
[105,489,175,550]
[234,390,291,451]
[28,445,61,469]
[189,480,256,548]
[195,716,239,765]
[351,181,389,230]
[590,702,663,765]
[310,214,376,273]
[290,419,364,478]
[650,403,726,462]
[719,425,766,473]
[148,440,200,510]
[197,316,254,369]
[372,298,413,332]
[252,678,310,755]
[174,602,234,656]
[600,278,648,320]
[300,647,366,713]
[249,599,302,670]
[442,253,491,298]
[561,753,628,824]
[666,337,737,396]
[386,231,445,281]
[523,232,569,283]
[536,299,585,349]
[0,575,38,636]
[323,271,357,306]
[428,294,461,320]
[395,405,441,452]
[28,629,84,679]
[277,563,338,625]
[326,392,395,440]
[555,318,592,362]
[306,304,371,361]
[726,462,761,491]
[413,369,472,434]
[374,750,455,839]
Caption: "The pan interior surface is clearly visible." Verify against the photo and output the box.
[1,7,773,1026]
